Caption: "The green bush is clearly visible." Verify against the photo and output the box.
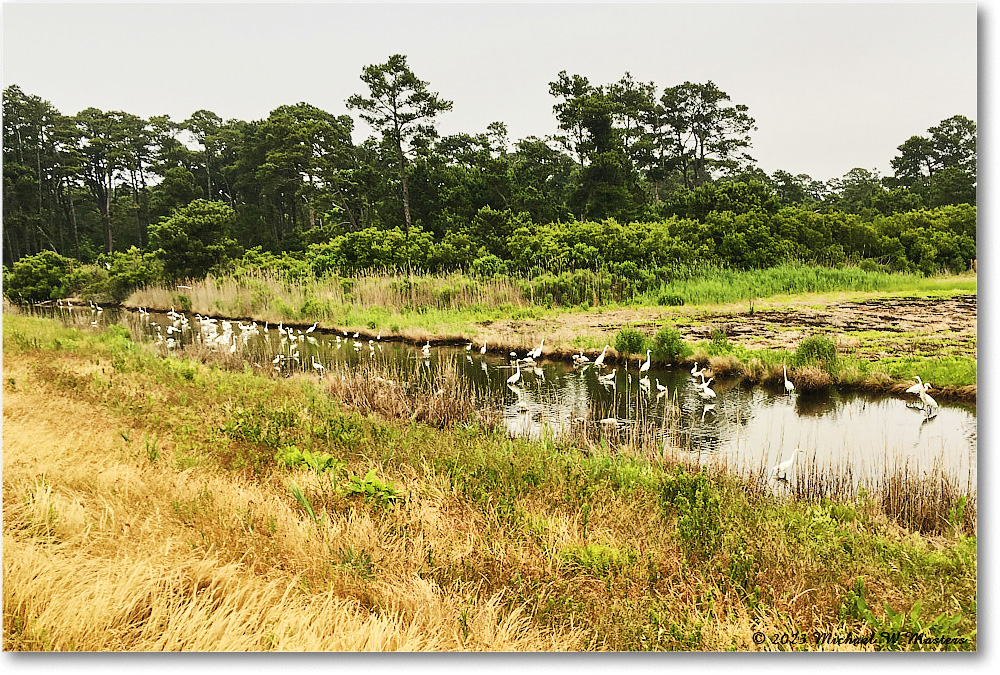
[3,250,76,302]
[794,335,838,366]
[615,326,647,359]
[651,325,686,362]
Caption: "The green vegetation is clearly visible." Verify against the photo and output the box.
[4,70,975,305]
[3,313,976,650]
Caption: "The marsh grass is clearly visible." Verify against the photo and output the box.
[633,265,974,307]
[127,269,531,337]
[3,314,977,651]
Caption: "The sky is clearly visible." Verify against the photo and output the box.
[1,1,980,183]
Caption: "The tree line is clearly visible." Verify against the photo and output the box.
[2,54,977,302]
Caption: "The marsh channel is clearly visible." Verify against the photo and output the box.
[37,304,977,497]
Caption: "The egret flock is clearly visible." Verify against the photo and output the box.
[62,302,951,486]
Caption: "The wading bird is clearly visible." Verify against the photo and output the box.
[773,448,803,480]
[598,369,616,382]
[655,378,667,393]
[783,366,794,395]
[480,339,488,355]
[593,345,610,369]
[905,376,931,396]
[919,386,938,414]
[530,338,545,360]
[507,360,522,385]
[639,350,651,376]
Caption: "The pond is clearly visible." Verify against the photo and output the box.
[31,304,977,495]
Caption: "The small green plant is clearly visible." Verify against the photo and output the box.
[839,578,970,650]
[559,543,636,578]
[275,446,345,474]
[333,546,376,580]
[615,326,647,360]
[342,469,402,505]
[659,466,721,558]
[288,479,324,528]
[947,495,967,537]
[144,435,160,463]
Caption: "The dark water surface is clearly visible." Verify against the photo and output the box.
[28,304,977,494]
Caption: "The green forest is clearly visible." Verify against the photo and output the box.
[2,54,977,304]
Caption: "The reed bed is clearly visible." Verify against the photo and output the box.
[128,269,528,327]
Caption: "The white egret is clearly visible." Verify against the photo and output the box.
[312,356,325,376]
[905,376,930,395]
[422,340,431,357]
[639,350,651,375]
[773,448,803,480]
[919,386,938,413]
[306,322,319,333]
[783,365,794,394]
[466,342,473,351]
[507,360,522,385]
[690,361,700,376]
[655,379,667,393]
[480,340,488,355]
[530,338,545,360]
[593,345,610,368]
[576,349,590,363]
[598,369,616,382]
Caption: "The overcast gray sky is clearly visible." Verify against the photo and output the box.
[1,1,979,182]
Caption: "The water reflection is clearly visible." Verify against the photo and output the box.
[21,303,977,494]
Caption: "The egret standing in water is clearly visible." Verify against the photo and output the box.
[639,350,651,376]
[919,385,938,415]
[783,366,794,395]
[773,448,803,480]
[480,339,488,355]
[593,345,610,369]
[507,360,522,386]
[311,356,325,376]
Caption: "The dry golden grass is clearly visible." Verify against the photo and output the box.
[128,270,527,327]
[1,355,581,651]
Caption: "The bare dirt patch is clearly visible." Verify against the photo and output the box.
[477,294,977,359]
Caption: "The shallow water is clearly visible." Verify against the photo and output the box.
[29,304,977,493]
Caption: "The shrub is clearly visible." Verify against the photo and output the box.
[708,326,732,355]
[3,250,75,302]
[794,335,838,367]
[651,325,686,362]
[615,326,647,360]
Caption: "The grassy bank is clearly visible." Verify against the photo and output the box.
[2,314,976,651]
